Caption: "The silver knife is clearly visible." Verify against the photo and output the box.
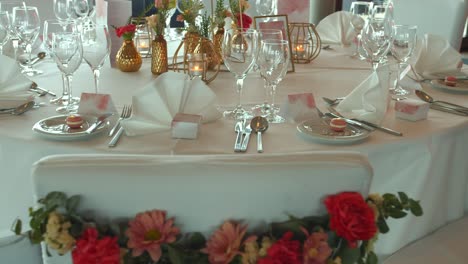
[326,108,375,131]
[353,119,403,136]
[86,113,113,134]
[108,126,124,147]
[430,104,468,116]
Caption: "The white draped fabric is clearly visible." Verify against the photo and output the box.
[0,45,468,259]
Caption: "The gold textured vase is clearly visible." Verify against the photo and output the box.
[151,34,168,75]
[116,40,142,72]
[213,26,224,64]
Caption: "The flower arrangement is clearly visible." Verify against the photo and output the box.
[115,24,137,41]
[146,0,176,36]
[175,0,205,33]
[229,0,252,30]
[213,0,231,28]
[14,191,422,264]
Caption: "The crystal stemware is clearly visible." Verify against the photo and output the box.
[257,39,290,123]
[50,32,83,113]
[81,23,111,93]
[54,0,73,25]
[222,28,258,120]
[361,17,393,70]
[12,5,42,76]
[0,11,10,55]
[349,1,372,59]
[43,19,79,106]
[1,1,21,58]
[390,25,417,98]
[255,0,275,16]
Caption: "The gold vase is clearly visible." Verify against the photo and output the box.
[151,34,168,75]
[184,32,200,55]
[116,40,142,72]
[213,26,224,64]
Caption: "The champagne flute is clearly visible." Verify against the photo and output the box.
[252,28,283,115]
[0,11,10,55]
[43,19,78,106]
[12,6,42,76]
[390,25,417,98]
[257,39,290,123]
[81,23,111,93]
[50,32,83,113]
[222,28,258,120]
[349,1,372,58]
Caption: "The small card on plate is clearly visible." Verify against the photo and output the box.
[280,93,317,123]
[171,113,202,139]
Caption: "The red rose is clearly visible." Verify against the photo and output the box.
[324,192,377,248]
[258,232,302,264]
[115,24,136,38]
[235,13,253,30]
[72,228,120,264]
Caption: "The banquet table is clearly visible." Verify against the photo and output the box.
[1,44,468,258]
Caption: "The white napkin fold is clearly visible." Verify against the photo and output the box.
[336,65,390,124]
[316,11,356,46]
[0,55,33,108]
[121,72,221,136]
[412,34,463,79]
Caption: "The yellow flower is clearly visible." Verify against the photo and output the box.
[368,193,384,206]
[240,0,250,10]
[367,201,380,220]
[258,237,272,257]
[43,211,75,255]
[146,14,159,30]
[241,240,259,264]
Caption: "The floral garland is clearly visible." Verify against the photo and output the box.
[14,191,422,264]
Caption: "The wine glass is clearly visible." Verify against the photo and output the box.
[361,17,393,70]
[43,19,79,106]
[222,28,258,120]
[81,23,111,93]
[252,28,283,115]
[72,0,90,28]
[257,39,290,123]
[390,25,417,98]
[50,32,83,113]
[256,0,275,16]
[0,11,10,55]
[54,0,73,25]
[165,7,176,40]
[12,6,42,76]
[0,1,20,57]
[349,1,372,58]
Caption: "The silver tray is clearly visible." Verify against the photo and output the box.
[32,115,108,141]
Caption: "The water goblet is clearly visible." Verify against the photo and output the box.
[257,39,290,123]
[349,1,372,59]
[222,28,258,120]
[0,11,10,55]
[0,1,20,58]
[81,23,111,94]
[12,5,42,76]
[50,32,83,113]
[54,0,73,25]
[361,17,393,70]
[390,25,417,98]
[43,19,79,106]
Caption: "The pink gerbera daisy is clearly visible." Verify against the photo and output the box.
[125,210,180,262]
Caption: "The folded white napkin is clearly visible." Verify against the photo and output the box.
[121,72,221,136]
[0,55,33,108]
[316,11,356,46]
[412,34,463,79]
[336,65,390,124]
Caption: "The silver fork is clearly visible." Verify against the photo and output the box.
[109,105,130,136]
[108,105,132,148]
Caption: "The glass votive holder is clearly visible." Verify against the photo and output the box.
[134,24,151,57]
[187,53,207,79]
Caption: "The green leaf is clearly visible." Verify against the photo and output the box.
[167,245,185,264]
[186,232,207,250]
[398,192,409,204]
[387,209,407,219]
[366,251,378,264]
[409,199,423,216]
[230,255,242,264]
[336,243,360,264]
[66,195,80,213]
[377,216,389,234]
[12,219,22,235]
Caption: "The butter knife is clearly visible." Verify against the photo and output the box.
[325,109,374,131]
[108,126,124,147]
[430,104,468,116]
[86,113,113,134]
[353,119,403,136]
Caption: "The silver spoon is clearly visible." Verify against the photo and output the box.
[415,90,468,114]
[20,52,46,66]
[0,101,35,115]
[250,116,269,153]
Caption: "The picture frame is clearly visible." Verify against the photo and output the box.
[253,14,295,73]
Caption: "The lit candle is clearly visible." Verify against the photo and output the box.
[295,44,305,58]
[139,39,149,49]
[190,64,203,76]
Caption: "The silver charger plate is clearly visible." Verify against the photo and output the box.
[430,79,468,93]
[32,115,108,141]
[297,119,370,144]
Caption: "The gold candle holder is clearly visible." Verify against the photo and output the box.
[289,23,321,64]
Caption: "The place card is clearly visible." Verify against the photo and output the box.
[394,98,429,121]
[77,93,117,116]
[171,113,202,139]
[280,93,317,123]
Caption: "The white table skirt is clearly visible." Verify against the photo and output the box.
[1,45,468,258]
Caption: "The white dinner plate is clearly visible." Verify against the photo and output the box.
[32,115,108,141]
[430,79,468,93]
[297,119,370,144]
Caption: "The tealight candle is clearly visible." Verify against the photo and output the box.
[295,44,306,58]
[190,64,203,76]
[139,39,149,49]
[187,53,206,79]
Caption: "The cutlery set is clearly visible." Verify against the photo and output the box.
[234,116,268,153]
[108,105,132,148]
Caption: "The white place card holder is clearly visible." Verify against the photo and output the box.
[280,93,317,123]
[395,98,429,122]
[171,113,202,139]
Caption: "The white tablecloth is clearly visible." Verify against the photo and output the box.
[1,45,468,258]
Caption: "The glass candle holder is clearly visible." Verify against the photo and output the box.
[187,53,206,79]
[135,24,151,57]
